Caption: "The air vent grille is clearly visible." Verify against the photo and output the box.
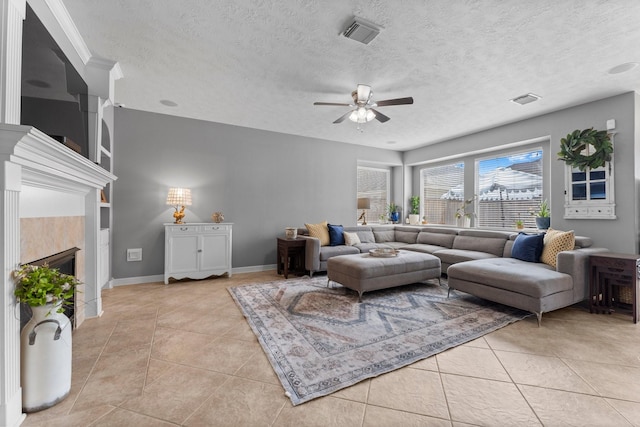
[343,18,380,44]
[510,93,541,105]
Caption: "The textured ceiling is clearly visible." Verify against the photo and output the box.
[60,0,640,151]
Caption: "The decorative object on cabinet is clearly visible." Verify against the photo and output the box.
[530,199,550,230]
[100,190,107,203]
[13,264,80,412]
[164,223,232,284]
[166,187,192,224]
[211,211,224,223]
[357,198,370,225]
[558,128,613,171]
[561,126,616,219]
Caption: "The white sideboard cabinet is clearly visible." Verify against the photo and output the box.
[164,223,233,284]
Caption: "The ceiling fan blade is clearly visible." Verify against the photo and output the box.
[333,110,353,124]
[314,102,351,106]
[371,109,390,123]
[375,97,414,107]
[356,84,372,103]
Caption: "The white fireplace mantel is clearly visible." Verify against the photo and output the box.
[1,125,116,426]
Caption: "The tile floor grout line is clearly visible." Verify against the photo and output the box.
[487,334,544,426]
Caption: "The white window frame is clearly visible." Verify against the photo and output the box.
[357,166,390,224]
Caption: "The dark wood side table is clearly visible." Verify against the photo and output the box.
[589,252,639,323]
[277,237,306,279]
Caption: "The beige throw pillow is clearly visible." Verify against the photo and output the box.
[344,232,361,246]
[305,221,330,246]
[540,228,575,268]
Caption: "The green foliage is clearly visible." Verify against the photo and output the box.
[531,199,550,218]
[410,196,420,215]
[388,203,399,214]
[13,264,80,312]
[558,128,613,171]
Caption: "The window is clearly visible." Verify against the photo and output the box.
[357,166,389,223]
[421,162,465,225]
[476,149,543,228]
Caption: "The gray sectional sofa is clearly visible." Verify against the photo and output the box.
[297,225,608,325]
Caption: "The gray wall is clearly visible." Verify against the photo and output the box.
[405,92,639,253]
[112,108,402,279]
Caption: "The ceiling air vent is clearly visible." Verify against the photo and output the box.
[343,18,380,44]
[510,93,541,105]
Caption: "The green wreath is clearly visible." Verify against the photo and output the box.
[558,128,613,171]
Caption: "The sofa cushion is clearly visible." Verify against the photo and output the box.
[344,232,361,246]
[416,232,456,248]
[305,221,330,246]
[373,230,396,243]
[434,249,499,265]
[452,235,507,257]
[447,258,570,298]
[403,243,446,254]
[511,232,545,263]
[355,230,376,243]
[394,230,418,244]
[541,229,575,268]
[327,224,345,246]
[355,242,393,252]
[319,245,360,261]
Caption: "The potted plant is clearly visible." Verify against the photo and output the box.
[388,203,400,223]
[530,199,550,230]
[455,197,476,227]
[515,218,525,230]
[14,264,79,312]
[14,264,80,412]
[409,196,420,225]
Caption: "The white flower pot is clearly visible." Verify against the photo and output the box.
[409,214,420,225]
[21,302,72,412]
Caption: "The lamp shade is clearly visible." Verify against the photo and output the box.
[357,197,370,209]
[166,188,192,206]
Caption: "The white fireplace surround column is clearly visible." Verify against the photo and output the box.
[1,0,120,422]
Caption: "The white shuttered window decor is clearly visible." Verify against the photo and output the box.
[421,162,465,225]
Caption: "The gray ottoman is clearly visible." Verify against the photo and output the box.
[327,250,441,301]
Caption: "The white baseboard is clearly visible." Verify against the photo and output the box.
[111,265,277,287]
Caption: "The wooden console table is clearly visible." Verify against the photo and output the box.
[589,252,639,323]
[277,237,306,279]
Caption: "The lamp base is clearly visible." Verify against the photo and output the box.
[358,210,367,225]
[173,206,186,224]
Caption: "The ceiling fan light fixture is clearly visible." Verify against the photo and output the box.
[349,107,375,123]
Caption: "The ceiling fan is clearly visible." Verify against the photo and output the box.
[313,84,413,125]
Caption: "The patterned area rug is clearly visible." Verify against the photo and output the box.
[228,276,529,405]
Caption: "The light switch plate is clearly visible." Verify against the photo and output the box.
[606,119,616,130]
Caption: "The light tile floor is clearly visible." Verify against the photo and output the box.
[21,271,640,426]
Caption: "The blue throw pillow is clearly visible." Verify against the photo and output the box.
[327,224,345,246]
[511,232,545,263]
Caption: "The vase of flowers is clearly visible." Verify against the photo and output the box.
[455,197,476,227]
[14,264,80,412]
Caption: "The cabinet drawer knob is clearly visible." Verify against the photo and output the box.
[197,249,202,253]
[180,227,188,231]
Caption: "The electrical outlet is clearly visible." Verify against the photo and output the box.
[127,248,142,262]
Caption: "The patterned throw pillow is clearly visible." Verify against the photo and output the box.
[540,228,575,268]
[343,232,361,246]
[305,221,330,246]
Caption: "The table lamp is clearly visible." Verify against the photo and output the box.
[166,187,192,224]
[357,197,370,225]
